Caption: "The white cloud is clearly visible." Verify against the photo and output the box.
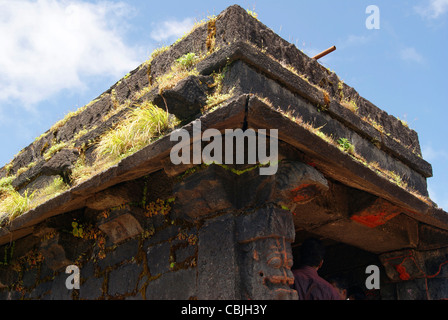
[0,0,140,108]
[422,144,448,162]
[339,35,370,49]
[415,0,448,19]
[150,17,195,42]
[399,47,425,64]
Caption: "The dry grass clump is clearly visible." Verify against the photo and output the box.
[0,176,69,223]
[71,101,179,185]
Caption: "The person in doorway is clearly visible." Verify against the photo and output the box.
[347,285,366,300]
[291,238,341,300]
[328,275,348,300]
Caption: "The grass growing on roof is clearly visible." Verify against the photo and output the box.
[72,101,179,185]
[0,176,69,223]
[96,101,179,160]
[156,52,201,94]
[33,176,70,205]
[0,190,34,222]
[203,64,235,113]
[0,176,15,202]
[43,141,68,161]
[246,9,258,20]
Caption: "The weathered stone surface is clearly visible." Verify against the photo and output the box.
[144,225,177,246]
[173,165,234,219]
[161,157,195,177]
[22,268,38,289]
[379,250,426,282]
[50,272,74,300]
[108,263,142,296]
[42,148,79,176]
[229,61,431,189]
[197,214,239,299]
[427,278,448,300]
[350,198,403,228]
[313,218,416,254]
[28,281,52,300]
[396,278,428,300]
[16,174,60,195]
[98,213,143,244]
[153,75,214,120]
[86,181,143,211]
[147,242,171,276]
[97,238,139,270]
[246,95,439,226]
[236,207,297,300]
[418,224,448,250]
[198,39,430,178]
[274,160,329,211]
[236,206,295,243]
[239,238,298,300]
[421,247,448,279]
[40,236,73,272]
[79,275,103,300]
[145,268,197,300]
[0,269,19,289]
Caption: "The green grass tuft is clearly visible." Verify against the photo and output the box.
[43,142,67,161]
[95,101,178,161]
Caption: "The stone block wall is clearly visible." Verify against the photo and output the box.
[0,164,300,300]
[0,171,199,300]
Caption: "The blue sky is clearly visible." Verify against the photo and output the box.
[0,0,447,210]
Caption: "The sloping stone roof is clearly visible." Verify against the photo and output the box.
[0,4,446,250]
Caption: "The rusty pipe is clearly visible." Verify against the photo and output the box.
[312,46,336,60]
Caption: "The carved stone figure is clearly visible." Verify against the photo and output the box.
[237,206,298,300]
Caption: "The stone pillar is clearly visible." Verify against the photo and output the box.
[197,214,240,300]
[380,247,448,300]
[236,206,298,300]
[175,160,327,300]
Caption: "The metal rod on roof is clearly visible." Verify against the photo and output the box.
[312,46,336,60]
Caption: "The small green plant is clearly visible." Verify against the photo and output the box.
[0,176,15,196]
[203,64,235,112]
[341,99,358,113]
[177,230,198,246]
[397,117,409,128]
[205,88,235,113]
[337,138,355,154]
[4,163,13,175]
[43,141,67,161]
[72,220,84,238]
[70,219,107,259]
[156,52,201,93]
[387,171,408,188]
[149,46,169,63]
[337,81,345,100]
[246,9,258,19]
[73,128,88,141]
[176,52,199,70]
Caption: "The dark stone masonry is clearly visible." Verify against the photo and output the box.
[0,5,447,300]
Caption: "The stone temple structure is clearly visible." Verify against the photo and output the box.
[0,5,447,300]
